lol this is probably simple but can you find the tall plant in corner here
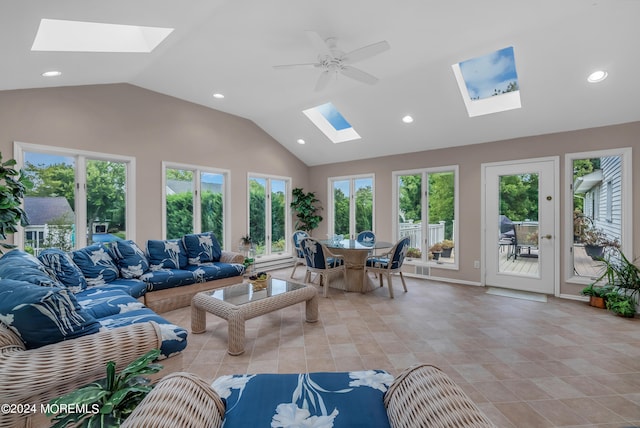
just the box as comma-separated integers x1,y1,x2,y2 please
290,188,323,235
0,151,31,253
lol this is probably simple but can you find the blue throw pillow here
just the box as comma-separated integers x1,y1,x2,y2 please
213,371,393,428
146,239,188,270
109,240,150,279
0,279,101,349
38,248,88,293
182,232,222,265
0,249,59,287
71,244,119,286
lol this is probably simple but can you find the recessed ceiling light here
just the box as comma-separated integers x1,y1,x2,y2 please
42,70,62,77
212,93,225,99
402,115,414,124
297,139,306,145
587,70,608,83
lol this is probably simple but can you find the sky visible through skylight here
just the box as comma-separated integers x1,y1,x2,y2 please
316,102,352,131
459,46,518,100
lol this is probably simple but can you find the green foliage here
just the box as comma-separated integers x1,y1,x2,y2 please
428,172,455,239
290,188,323,234
499,173,539,222
580,284,612,297
592,249,639,318
605,292,636,317
166,192,194,239
399,174,421,222
0,152,32,253
48,349,162,427
333,187,349,235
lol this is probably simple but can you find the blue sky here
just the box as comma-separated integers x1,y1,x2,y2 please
317,102,352,131
459,46,518,100
25,152,74,166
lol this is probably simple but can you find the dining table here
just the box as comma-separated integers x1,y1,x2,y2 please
320,238,393,293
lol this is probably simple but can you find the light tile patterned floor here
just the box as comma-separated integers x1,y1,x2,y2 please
161,268,640,428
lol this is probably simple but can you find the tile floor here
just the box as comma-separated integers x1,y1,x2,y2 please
161,268,640,428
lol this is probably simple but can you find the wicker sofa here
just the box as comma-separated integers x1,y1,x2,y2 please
123,365,497,428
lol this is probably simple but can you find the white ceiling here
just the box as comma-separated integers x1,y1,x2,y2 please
2,1,639,166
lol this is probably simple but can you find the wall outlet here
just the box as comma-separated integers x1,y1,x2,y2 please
473,260,480,269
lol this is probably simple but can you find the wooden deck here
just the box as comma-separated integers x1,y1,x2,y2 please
498,244,605,279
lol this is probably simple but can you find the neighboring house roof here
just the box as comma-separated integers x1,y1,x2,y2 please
23,196,74,225
573,170,603,194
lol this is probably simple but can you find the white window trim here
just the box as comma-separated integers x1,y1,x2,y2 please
162,161,231,248
327,173,376,239
14,141,136,249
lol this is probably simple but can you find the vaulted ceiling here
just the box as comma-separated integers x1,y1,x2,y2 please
2,1,639,166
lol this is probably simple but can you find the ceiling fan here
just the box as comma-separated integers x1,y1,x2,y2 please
273,31,390,91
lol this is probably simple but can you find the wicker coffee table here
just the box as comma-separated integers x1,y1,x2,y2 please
191,278,318,355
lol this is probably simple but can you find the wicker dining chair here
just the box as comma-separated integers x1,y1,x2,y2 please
364,236,410,298
300,237,347,297
290,230,309,278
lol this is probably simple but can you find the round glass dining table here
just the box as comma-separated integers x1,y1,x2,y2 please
319,239,393,292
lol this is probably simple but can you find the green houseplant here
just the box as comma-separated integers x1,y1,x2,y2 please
290,188,323,235
0,152,32,253
47,349,162,427
591,249,639,317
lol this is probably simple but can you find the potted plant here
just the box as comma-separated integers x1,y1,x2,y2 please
591,249,639,318
581,225,620,260
406,247,422,259
290,188,323,235
429,243,443,260
0,152,32,254
440,240,454,258
47,349,162,427
239,234,253,250
580,284,612,309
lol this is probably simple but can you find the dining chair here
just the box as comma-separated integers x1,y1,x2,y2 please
364,236,410,298
300,237,347,297
290,230,309,278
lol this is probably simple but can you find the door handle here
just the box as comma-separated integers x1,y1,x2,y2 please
541,234,553,240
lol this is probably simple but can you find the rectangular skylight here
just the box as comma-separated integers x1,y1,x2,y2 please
452,46,521,117
31,19,173,53
303,102,361,143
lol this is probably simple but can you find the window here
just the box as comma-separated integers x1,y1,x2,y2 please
248,174,290,257
566,148,632,283
163,163,229,246
393,167,458,268
15,142,135,255
328,175,374,238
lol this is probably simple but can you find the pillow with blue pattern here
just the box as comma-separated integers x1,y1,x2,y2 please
71,244,119,286
0,278,101,349
109,240,150,279
38,248,88,293
146,239,188,270
182,232,222,265
0,250,59,287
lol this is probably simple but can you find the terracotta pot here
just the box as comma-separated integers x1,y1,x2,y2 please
589,296,606,309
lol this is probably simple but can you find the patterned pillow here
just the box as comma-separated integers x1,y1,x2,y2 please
0,249,59,287
0,278,101,349
182,232,222,265
109,240,150,279
146,239,188,270
38,248,88,293
71,244,119,286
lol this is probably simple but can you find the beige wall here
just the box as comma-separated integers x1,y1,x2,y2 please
0,84,310,247
309,122,640,296
1,83,637,297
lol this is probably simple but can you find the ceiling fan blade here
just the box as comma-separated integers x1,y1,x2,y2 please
314,70,332,91
305,31,332,56
342,41,390,64
341,66,378,85
273,63,318,70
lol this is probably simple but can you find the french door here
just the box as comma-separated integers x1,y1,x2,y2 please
483,158,558,294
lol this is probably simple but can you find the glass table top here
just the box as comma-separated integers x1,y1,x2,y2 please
203,278,307,306
320,239,392,250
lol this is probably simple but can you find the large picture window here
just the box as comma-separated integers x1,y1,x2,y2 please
248,174,290,257
328,175,374,238
393,166,458,268
163,162,228,246
14,142,135,254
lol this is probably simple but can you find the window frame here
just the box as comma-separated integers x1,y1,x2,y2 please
327,174,375,239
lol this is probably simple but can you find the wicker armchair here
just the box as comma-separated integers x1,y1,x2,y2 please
125,365,495,428
0,321,166,428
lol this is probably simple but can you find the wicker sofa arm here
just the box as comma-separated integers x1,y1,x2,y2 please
220,251,244,264
384,364,496,428
122,371,225,428
0,321,163,404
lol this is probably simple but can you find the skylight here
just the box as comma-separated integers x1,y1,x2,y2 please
302,102,361,143
31,19,173,53
452,46,521,117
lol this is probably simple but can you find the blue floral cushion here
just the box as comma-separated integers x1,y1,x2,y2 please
0,279,101,349
140,269,196,292
182,263,244,283
38,248,88,293
76,288,146,319
213,370,393,428
182,232,222,264
109,240,150,279
71,244,120,286
146,239,188,270
91,278,147,298
97,308,188,359
0,250,59,288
